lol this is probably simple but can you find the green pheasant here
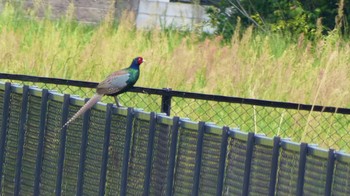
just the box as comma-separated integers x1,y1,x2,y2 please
60,56,144,129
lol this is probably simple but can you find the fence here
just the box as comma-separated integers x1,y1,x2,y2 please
0,82,350,195
1,73,350,152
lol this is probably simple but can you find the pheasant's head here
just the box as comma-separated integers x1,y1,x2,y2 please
129,57,144,69
136,57,144,65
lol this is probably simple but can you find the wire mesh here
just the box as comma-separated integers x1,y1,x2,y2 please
172,97,350,151
2,77,350,152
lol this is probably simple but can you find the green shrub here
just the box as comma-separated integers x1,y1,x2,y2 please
206,0,349,40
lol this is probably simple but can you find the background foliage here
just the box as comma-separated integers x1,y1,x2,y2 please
206,0,349,40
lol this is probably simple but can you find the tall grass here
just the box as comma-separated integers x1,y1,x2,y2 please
1,4,349,109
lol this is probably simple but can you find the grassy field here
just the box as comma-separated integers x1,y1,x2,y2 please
1,4,350,107
1,4,350,149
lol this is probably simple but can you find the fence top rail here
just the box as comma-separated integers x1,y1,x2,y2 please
280,140,335,159
0,81,130,116
308,145,331,159
228,129,250,141
335,151,350,163
156,113,174,125
254,134,275,147
281,139,303,152
1,73,350,114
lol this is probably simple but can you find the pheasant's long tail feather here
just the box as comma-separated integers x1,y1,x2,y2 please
60,93,103,130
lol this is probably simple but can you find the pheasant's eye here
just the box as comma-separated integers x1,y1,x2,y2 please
137,57,143,64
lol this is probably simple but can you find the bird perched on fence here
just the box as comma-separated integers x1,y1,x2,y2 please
59,56,144,130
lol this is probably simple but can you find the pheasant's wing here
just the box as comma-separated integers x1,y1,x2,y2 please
96,69,130,95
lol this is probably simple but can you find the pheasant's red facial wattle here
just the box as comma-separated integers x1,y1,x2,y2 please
137,57,144,65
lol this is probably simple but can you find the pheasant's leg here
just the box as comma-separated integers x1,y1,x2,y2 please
114,96,123,107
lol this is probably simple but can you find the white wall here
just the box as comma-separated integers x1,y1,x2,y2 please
136,0,214,33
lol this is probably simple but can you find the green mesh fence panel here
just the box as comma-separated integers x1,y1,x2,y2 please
173,126,198,195
120,93,162,113
223,138,247,195
105,113,127,195
126,118,150,194
40,99,62,194
20,94,42,195
199,131,222,196
150,123,172,195
61,104,84,194
2,92,23,195
303,154,328,195
332,160,350,194
248,144,274,195
275,148,299,195
83,109,106,195
40,100,62,195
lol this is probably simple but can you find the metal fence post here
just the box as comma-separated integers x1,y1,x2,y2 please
33,89,49,195
76,98,92,195
242,132,255,196
166,116,180,196
143,112,157,196
120,108,134,195
325,149,335,196
161,88,172,116
192,121,205,196
99,104,113,196
296,143,308,196
216,126,229,196
56,94,70,196
268,136,281,196
14,85,29,196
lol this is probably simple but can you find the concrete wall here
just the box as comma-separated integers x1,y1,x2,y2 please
1,0,213,31
136,0,213,32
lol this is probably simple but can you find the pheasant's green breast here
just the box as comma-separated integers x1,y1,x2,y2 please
126,68,140,86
